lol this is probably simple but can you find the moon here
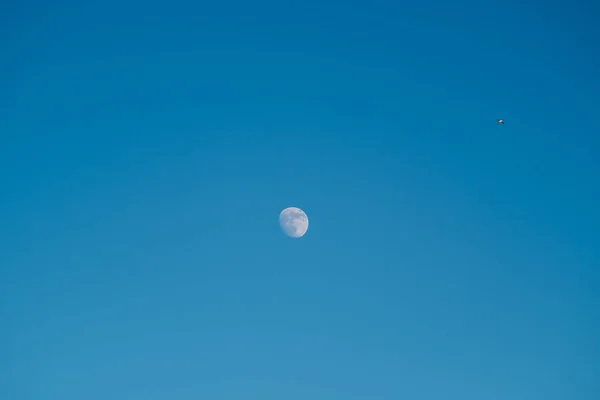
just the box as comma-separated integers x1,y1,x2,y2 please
279,207,309,238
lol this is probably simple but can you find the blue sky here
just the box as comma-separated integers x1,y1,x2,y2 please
1,0,599,399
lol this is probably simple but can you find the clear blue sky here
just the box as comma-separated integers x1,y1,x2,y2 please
1,0,599,399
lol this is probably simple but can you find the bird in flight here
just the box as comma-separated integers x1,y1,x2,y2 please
497,119,504,124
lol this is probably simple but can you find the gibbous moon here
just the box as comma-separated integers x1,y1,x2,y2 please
279,207,309,238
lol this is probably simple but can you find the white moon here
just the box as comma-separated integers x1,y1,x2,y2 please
279,207,309,238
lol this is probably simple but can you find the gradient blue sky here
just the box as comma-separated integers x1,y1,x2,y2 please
1,1,599,399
